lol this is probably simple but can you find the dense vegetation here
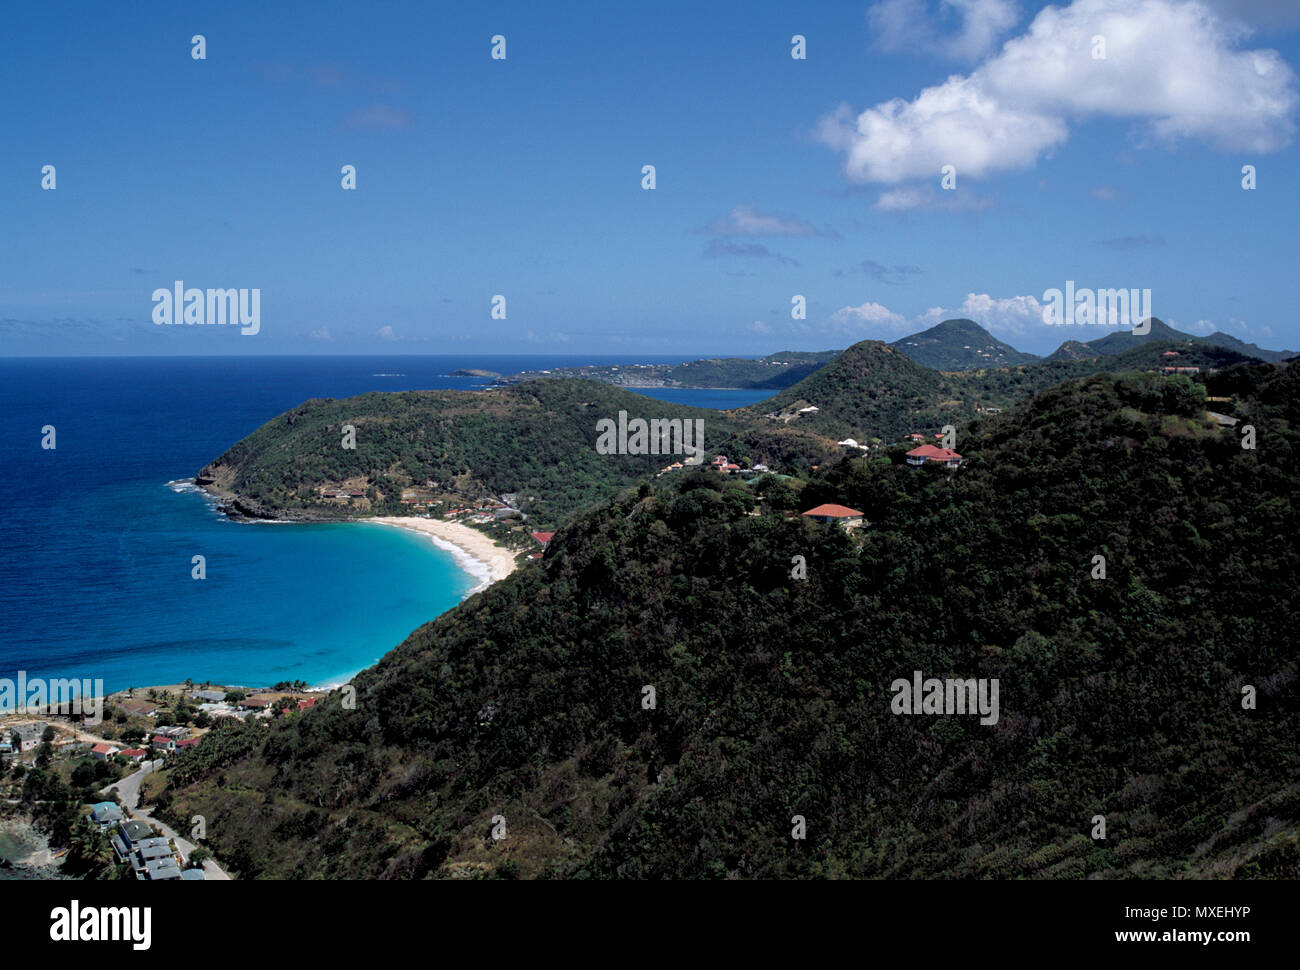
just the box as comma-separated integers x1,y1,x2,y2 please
755,338,1260,443
891,318,1042,370
159,361,1300,879
196,378,840,526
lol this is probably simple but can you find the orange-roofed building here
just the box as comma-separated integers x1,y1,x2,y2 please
801,504,865,528
906,444,963,468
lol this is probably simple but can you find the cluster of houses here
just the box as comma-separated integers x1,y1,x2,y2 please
185,688,318,723
84,725,202,765
658,455,774,478
446,499,524,524
89,809,204,881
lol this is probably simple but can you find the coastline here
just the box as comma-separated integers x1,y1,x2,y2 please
364,516,518,597
181,482,519,687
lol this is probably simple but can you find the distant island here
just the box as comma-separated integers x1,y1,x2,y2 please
492,350,840,390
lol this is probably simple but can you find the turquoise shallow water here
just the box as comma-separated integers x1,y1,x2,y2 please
0,356,769,693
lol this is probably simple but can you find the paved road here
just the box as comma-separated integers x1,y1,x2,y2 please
101,762,232,881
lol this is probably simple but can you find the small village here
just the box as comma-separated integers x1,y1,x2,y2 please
1,682,325,880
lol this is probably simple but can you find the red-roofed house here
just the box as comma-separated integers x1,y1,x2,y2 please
801,504,865,529
906,444,963,468
905,433,925,441
177,736,201,749
90,743,118,761
530,531,554,546
297,697,318,711
119,748,147,763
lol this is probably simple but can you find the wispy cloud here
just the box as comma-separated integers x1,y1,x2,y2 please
341,104,413,129
705,204,838,238
874,184,995,212
838,259,925,284
704,239,798,266
1098,234,1165,249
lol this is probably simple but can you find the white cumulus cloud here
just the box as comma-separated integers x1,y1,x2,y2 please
821,0,1298,206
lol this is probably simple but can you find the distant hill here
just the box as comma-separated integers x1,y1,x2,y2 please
1044,339,1100,362
892,318,1041,371
156,359,1300,879
1043,318,1194,358
1203,331,1297,363
1043,318,1293,363
749,341,958,442
748,338,1261,443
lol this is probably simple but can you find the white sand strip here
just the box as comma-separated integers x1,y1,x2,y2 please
366,516,518,597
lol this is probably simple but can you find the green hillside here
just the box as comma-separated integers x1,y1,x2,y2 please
156,361,1300,880
747,338,1259,443
195,378,838,527
891,318,1041,370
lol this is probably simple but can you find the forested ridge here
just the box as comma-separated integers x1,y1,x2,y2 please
158,361,1300,879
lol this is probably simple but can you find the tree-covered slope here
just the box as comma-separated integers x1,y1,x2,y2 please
751,338,1260,443
158,362,1300,880
195,378,838,525
892,318,1041,370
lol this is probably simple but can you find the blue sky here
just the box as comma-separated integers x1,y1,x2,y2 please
3,0,1298,357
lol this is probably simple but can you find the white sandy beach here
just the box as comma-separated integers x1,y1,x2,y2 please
367,516,518,596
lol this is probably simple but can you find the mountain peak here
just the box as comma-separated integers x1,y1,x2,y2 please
891,319,1040,371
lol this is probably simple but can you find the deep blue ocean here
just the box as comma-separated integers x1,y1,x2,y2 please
0,356,771,693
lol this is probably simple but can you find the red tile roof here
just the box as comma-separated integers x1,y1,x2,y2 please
801,503,864,519
530,531,554,545
297,698,318,710
907,445,962,460
119,748,146,757
91,743,115,754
